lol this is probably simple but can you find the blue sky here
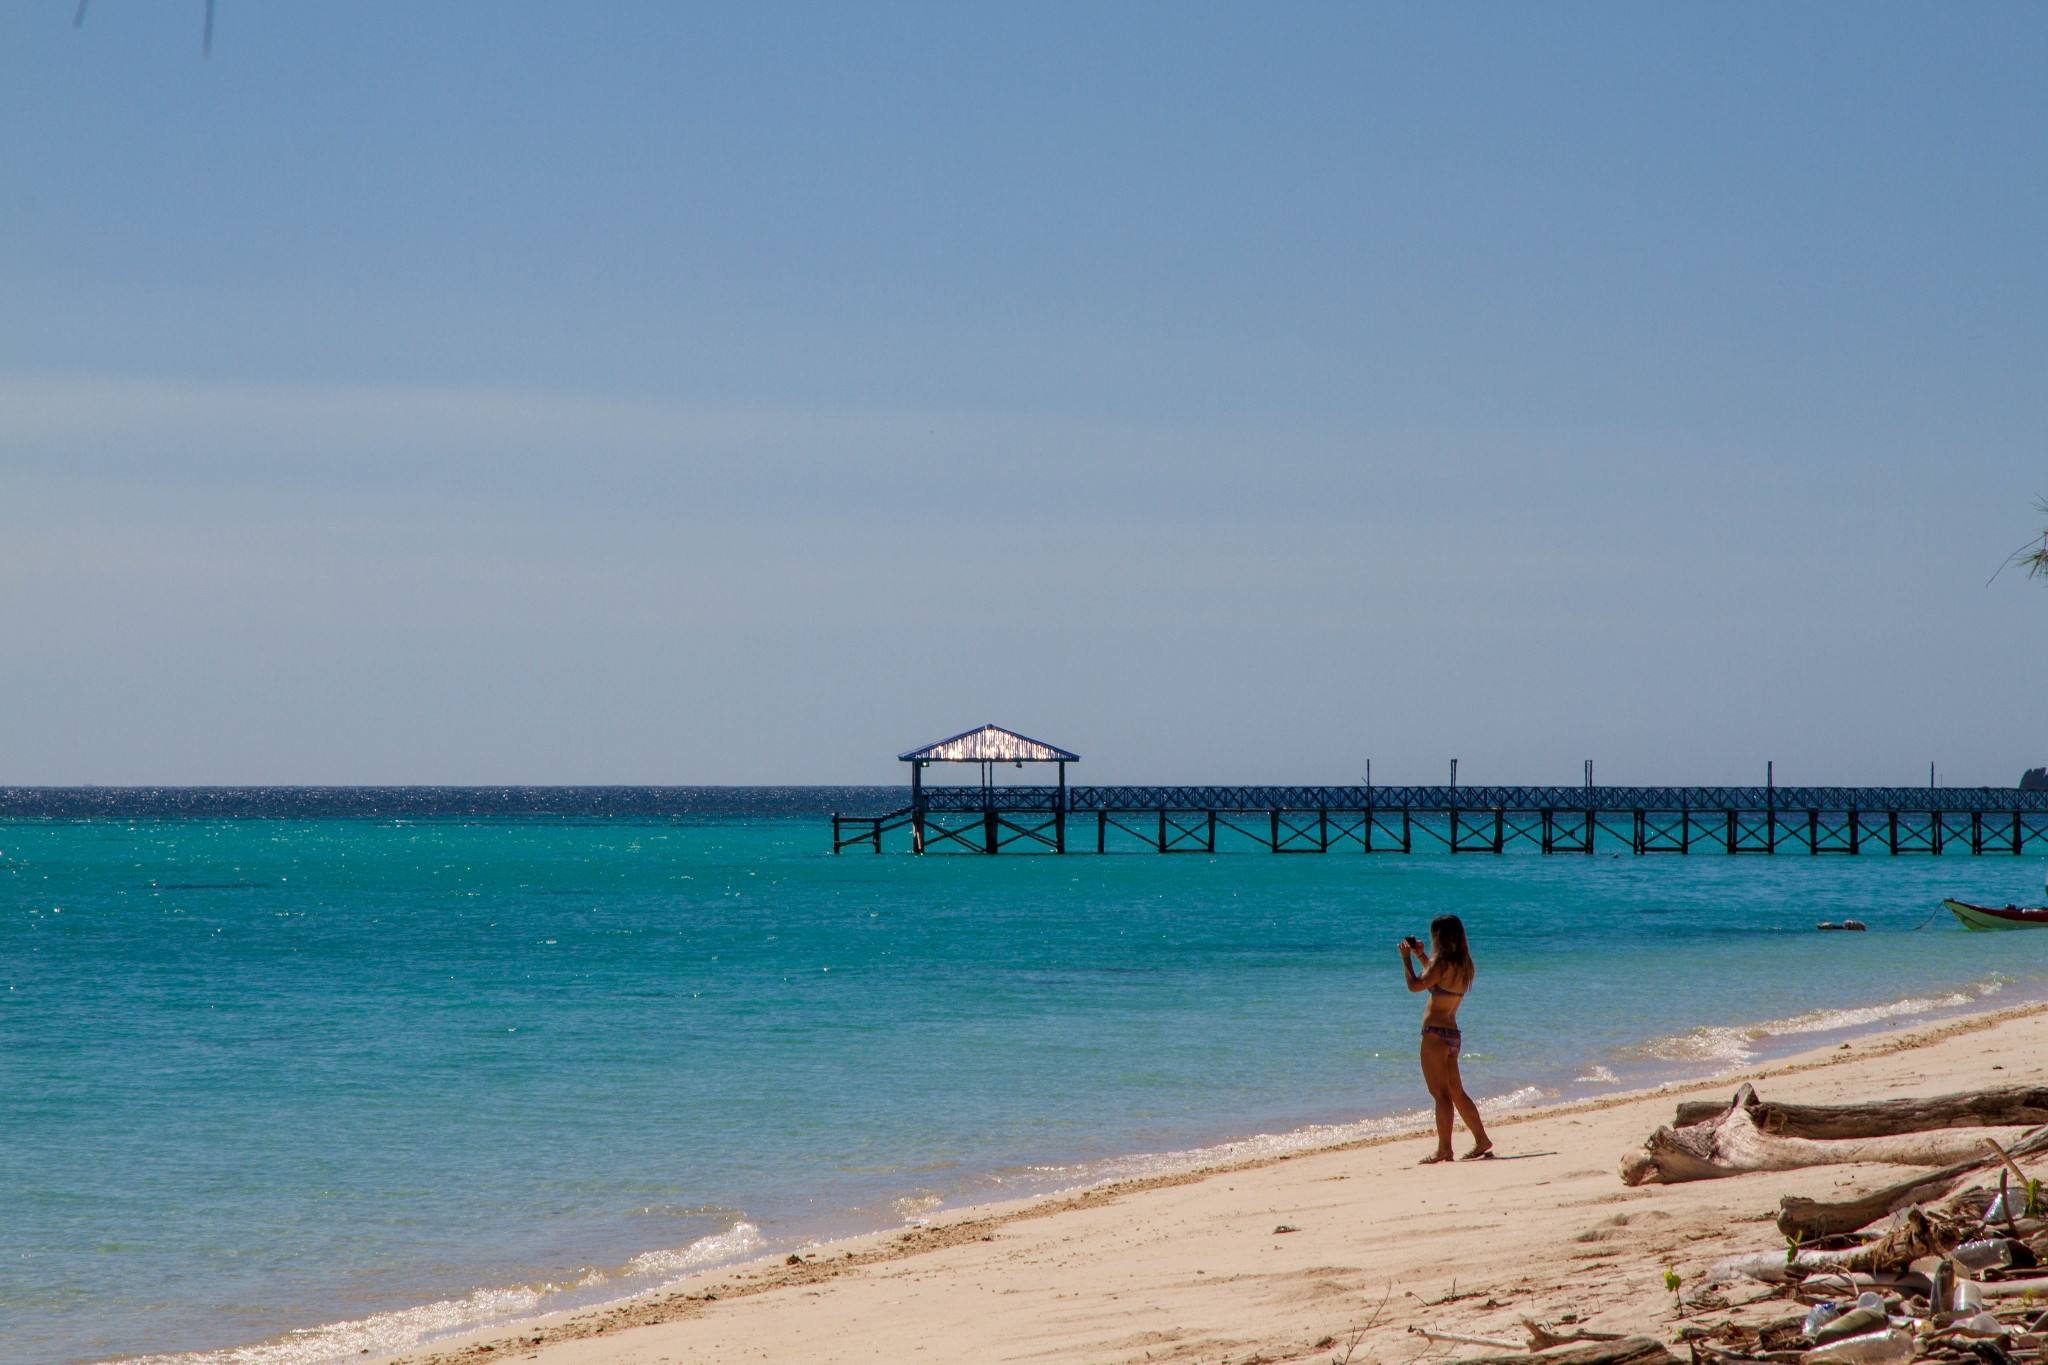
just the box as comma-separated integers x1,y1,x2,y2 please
2,2,2044,784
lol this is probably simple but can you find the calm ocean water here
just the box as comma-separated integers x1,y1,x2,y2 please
4,796,2045,1365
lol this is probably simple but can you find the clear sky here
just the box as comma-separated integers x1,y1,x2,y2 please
2,2,2044,786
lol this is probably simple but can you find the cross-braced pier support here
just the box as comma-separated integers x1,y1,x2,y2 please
834,778,2048,856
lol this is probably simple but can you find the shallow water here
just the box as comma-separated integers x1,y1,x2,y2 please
2,810,2042,1365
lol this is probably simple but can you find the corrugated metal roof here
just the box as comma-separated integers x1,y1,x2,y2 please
899,725,1079,763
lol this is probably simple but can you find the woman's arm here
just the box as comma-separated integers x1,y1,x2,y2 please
1399,942,1442,993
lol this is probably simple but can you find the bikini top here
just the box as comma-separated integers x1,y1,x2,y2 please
1428,982,1466,998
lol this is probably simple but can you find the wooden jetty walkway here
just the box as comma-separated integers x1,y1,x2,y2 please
831,726,2048,856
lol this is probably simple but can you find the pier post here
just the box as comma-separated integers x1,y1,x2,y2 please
1402,807,1412,853
1492,808,1503,853
2014,811,2024,854
1056,762,1067,854
1319,808,1330,853
984,810,998,854
910,761,926,856
1971,812,1984,855
1269,809,1280,853
1097,810,1107,854
1206,811,1216,853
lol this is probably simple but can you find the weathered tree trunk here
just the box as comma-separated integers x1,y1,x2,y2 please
1458,1338,1677,1365
1673,1085,2048,1138
1619,1097,2037,1186
1775,1164,1978,1240
1773,1126,2048,1240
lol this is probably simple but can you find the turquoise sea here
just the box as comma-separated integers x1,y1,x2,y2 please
4,799,2045,1365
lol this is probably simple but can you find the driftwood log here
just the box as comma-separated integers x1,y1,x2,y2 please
1456,1338,1678,1365
1775,1126,2048,1240
1619,1094,2038,1186
1673,1085,2048,1138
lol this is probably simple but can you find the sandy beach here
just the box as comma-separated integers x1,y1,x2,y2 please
367,999,2048,1365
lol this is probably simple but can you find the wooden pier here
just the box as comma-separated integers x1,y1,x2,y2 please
831,727,2048,856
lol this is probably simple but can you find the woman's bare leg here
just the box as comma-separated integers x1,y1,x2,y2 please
1444,1053,1492,1157
1419,1037,1456,1162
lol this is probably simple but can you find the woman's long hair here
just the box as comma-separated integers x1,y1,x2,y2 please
1430,914,1474,991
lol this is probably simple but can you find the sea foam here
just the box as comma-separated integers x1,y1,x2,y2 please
128,1223,764,1365
1620,976,2009,1064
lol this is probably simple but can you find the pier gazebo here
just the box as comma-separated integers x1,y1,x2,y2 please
899,724,1079,853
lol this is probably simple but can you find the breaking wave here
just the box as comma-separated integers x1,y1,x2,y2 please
1618,977,2011,1065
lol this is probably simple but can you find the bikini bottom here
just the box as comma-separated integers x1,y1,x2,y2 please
1421,1024,1462,1057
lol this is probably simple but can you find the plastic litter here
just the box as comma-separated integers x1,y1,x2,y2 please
1954,1239,2013,1271
1811,1307,1887,1346
1802,1327,1915,1365
1950,1311,2008,1338
1802,1303,1844,1337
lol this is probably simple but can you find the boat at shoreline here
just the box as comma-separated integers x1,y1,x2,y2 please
1943,899,2048,930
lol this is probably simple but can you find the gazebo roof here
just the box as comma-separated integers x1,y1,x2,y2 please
899,724,1079,764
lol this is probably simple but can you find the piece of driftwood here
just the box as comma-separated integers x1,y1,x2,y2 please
1778,1165,1982,1240
1620,1099,2037,1186
1775,1128,2048,1239
1673,1085,2048,1138
1412,1327,1523,1350
1453,1338,1679,1365
1524,1319,1627,1349
1828,1205,1964,1273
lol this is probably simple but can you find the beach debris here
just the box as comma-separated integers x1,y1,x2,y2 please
1623,1114,2028,1187
1802,1326,1917,1365
1776,1132,2048,1242
1411,1325,1525,1350
1523,1318,1627,1349
1622,1087,2046,1187
1672,1087,2048,1138
1811,1307,1890,1346
1450,1337,1680,1365
1780,1168,1987,1243
1678,1111,2048,1365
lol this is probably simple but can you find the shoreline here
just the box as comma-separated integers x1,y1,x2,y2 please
325,992,2048,1365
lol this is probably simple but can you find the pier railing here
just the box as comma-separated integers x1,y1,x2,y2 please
832,784,2048,855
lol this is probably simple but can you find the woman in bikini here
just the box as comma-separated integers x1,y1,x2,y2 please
1399,914,1493,1163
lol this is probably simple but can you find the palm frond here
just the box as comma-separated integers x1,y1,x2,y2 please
1989,497,2048,587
